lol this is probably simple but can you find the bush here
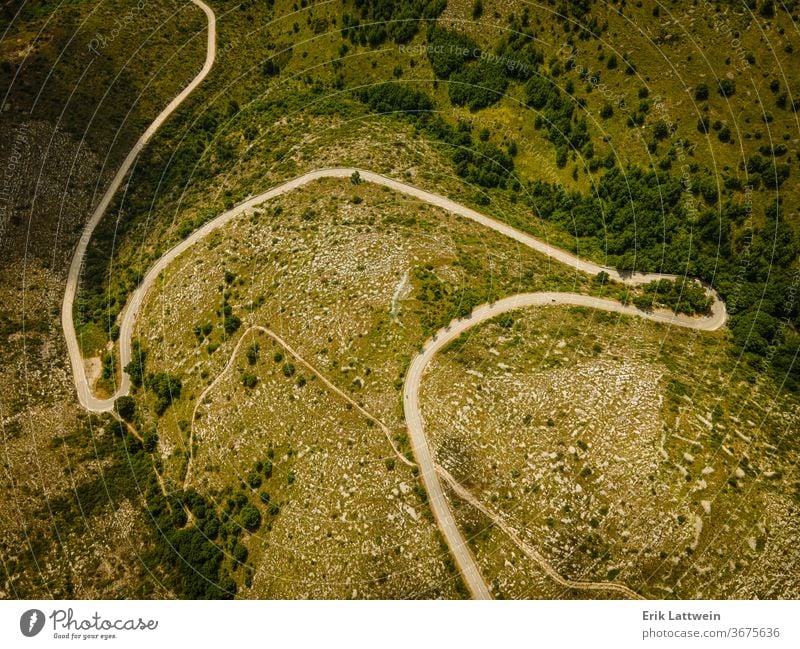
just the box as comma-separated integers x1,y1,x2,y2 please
143,429,159,453
653,120,669,140
448,59,508,110
241,372,257,389
718,78,736,97
472,0,483,17
282,362,295,377
115,395,136,421
145,372,182,416
694,83,708,101
232,543,248,564
426,25,478,78
357,83,433,114
124,342,147,388
240,504,261,532
246,343,259,365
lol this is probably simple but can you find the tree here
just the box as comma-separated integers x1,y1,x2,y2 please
594,271,610,285
240,504,261,532
282,362,295,377
143,429,159,453
232,543,248,564
694,83,709,101
115,396,136,421
246,343,259,365
718,78,736,97
350,170,361,185
261,59,280,76
653,120,669,140
242,372,257,389
633,294,654,311
145,372,182,415
124,342,146,388
472,0,483,19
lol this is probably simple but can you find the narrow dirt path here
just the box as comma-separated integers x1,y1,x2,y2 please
184,325,413,489
437,466,644,599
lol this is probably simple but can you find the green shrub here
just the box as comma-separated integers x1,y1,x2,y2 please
240,504,261,532
115,396,136,421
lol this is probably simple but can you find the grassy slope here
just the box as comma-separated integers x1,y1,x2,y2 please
425,305,799,598
0,0,210,598
69,0,800,388
2,0,800,598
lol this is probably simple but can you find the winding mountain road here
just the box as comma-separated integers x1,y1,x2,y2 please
61,0,216,412
61,0,727,600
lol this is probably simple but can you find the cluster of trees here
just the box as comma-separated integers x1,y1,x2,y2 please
493,19,542,81
427,25,541,111
412,265,490,335
124,340,147,388
45,415,239,598
424,116,514,188
426,25,479,78
159,489,233,599
341,0,446,47
357,83,432,114
525,167,799,388
145,372,183,416
636,279,713,316
221,296,241,337
525,74,590,167
122,341,183,415
744,153,791,190
449,59,508,111
356,84,514,188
